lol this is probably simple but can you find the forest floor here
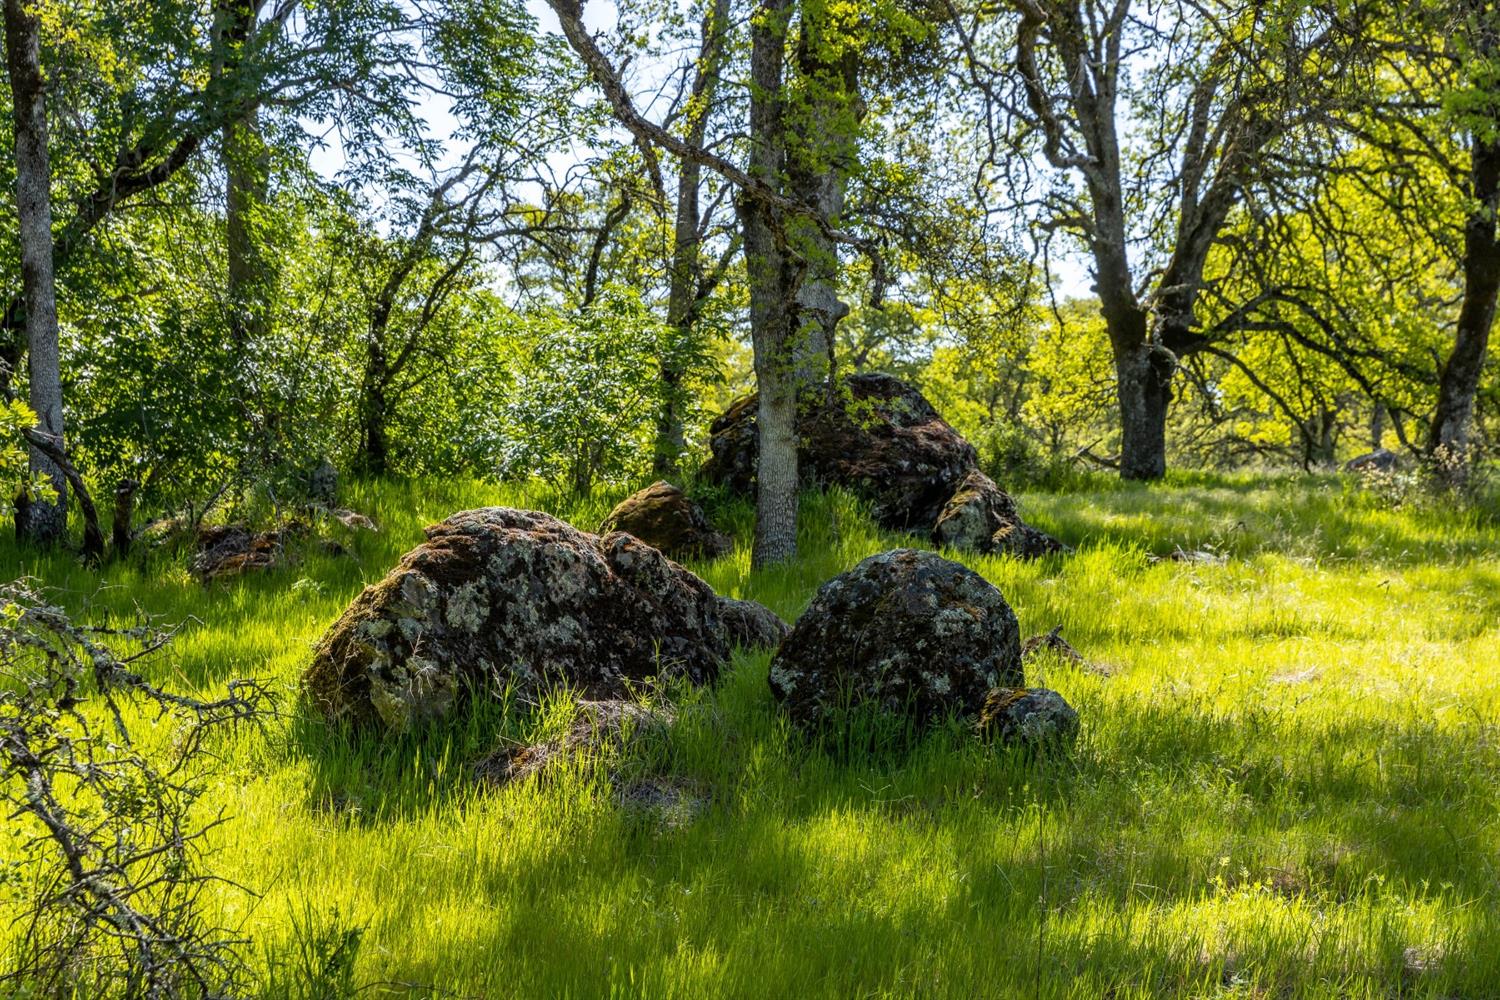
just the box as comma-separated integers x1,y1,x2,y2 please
2,473,1498,998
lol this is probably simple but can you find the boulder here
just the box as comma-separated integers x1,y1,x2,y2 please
598,481,731,560
931,470,1069,559
193,524,288,580
1344,448,1399,474
976,687,1079,749
718,597,790,651
768,548,1023,732
304,508,737,732
702,373,979,531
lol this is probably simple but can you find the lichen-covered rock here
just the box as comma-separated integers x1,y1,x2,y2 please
702,373,979,531
193,524,289,580
768,549,1023,731
977,687,1079,749
598,481,731,560
304,508,735,732
932,471,1069,559
717,597,789,651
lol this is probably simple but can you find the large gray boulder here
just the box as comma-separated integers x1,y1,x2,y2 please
304,508,741,732
768,549,1023,732
931,470,1069,559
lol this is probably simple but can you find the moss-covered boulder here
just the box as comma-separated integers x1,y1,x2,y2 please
598,481,731,560
304,508,739,732
768,549,1023,732
702,373,979,531
932,471,1069,559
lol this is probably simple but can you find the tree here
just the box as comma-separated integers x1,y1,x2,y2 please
548,0,917,564
952,0,1363,479
654,0,733,475
3,0,66,543
1424,1,1500,472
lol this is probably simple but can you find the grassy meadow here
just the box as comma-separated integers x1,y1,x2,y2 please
2,473,1499,998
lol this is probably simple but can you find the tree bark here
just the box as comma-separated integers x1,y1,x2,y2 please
1430,132,1500,472
4,0,67,544
744,0,799,567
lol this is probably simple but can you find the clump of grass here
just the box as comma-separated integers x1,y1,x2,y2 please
0,475,1496,998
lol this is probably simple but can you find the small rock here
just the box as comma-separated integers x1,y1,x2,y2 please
1344,449,1398,474
769,549,1023,732
1023,626,1115,677
192,525,285,580
474,699,675,786
1149,546,1226,565
932,470,1069,559
599,481,730,560
977,687,1079,749
333,508,378,532
717,597,789,651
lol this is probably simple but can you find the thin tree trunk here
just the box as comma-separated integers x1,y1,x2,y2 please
1430,132,1500,473
357,336,390,477
654,0,729,476
215,2,273,362
745,0,798,567
784,9,857,390
5,0,66,544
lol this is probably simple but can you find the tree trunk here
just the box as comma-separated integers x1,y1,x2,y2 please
653,152,705,476
744,0,799,567
1114,342,1172,481
357,337,390,477
784,10,858,391
654,0,729,476
1430,132,1500,473
215,2,273,366
5,0,66,544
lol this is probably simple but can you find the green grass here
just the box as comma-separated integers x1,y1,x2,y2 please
3,475,1499,998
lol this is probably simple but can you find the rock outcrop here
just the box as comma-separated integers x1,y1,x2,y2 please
703,373,978,531
598,481,731,560
304,508,738,732
768,549,1023,732
932,471,1069,559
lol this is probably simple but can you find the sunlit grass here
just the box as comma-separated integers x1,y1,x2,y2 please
2,476,1497,997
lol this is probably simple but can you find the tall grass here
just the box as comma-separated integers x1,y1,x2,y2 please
2,476,1497,998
